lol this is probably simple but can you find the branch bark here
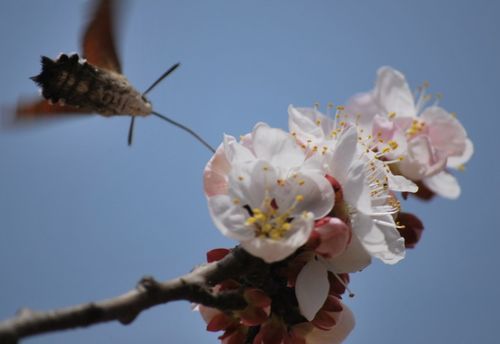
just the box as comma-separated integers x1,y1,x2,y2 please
0,247,260,344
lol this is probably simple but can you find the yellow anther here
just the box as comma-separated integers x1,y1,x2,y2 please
281,223,291,231
336,105,345,111
245,217,257,225
277,179,286,186
232,198,241,205
339,121,346,127
238,176,244,181
458,164,466,171
327,102,334,109
315,119,321,126
388,140,399,150
264,222,274,231
263,165,269,171
295,194,304,202
255,213,267,222
388,111,396,119
298,180,305,186
269,231,281,240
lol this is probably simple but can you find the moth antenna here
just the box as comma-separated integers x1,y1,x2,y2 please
127,116,135,146
142,63,180,96
130,62,180,146
152,111,215,153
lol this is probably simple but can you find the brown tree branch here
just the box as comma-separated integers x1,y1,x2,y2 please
0,247,261,344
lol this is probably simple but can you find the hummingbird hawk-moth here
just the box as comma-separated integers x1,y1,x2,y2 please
13,0,213,150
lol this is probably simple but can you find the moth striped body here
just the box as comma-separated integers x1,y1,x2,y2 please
32,53,151,117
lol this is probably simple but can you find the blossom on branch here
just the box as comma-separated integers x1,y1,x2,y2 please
346,66,474,199
288,106,409,272
195,66,473,344
204,123,334,263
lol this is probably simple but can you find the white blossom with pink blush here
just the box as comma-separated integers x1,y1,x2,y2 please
204,123,334,263
291,125,405,322
289,108,407,271
289,105,417,194
346,66,474,199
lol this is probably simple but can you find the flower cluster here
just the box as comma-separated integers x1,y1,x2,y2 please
199,67,472,343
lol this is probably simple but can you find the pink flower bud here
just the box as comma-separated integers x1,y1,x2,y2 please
313,217,351,258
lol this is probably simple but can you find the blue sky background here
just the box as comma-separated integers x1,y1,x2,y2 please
0,0,498,343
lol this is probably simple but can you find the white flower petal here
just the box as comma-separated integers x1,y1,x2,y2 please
345,92,381,133
353,213,405,264
343,160,372,214
203,143,230,197
420,106,467,157
228,160,277,208
398,135,447,180
327,127,372,213
374,66,416,117
329,126,358,182
295,259,329,321
281,213,316,247
274,172,334,219
371,157,417,193
447,138,474,169
241,213,313,263
207,195,253,241
423,171,461,199
387,171,418,193
324,234,372,273
251,125,305,171
288,105,332,142
241,239,296,263
223,134,255,164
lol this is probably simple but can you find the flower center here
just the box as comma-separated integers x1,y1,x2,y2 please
244,195,304,240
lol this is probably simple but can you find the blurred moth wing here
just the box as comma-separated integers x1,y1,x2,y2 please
82,0,122,73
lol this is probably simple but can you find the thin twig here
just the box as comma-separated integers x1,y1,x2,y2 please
0,247,258,344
